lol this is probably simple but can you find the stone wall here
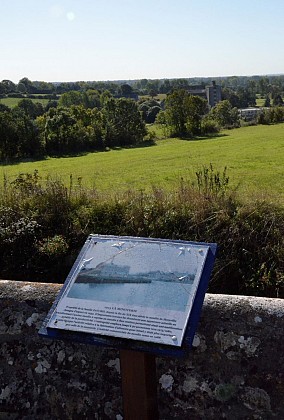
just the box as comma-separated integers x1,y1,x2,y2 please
0,280,283,419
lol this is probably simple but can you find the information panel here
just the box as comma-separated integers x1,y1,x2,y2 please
45,235,216,348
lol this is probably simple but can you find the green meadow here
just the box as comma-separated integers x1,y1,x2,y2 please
1,123,284,203
255,97,266,107
0,97,52,108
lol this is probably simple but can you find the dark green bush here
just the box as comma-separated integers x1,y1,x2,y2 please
0,206,40,280
0,170,283,297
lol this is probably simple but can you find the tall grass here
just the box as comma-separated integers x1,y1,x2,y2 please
0,168,283,298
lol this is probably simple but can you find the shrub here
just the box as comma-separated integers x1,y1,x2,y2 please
37,234,69,257
0,170,283,297
7,93,24,98
201,118,220,135
0,206,40,280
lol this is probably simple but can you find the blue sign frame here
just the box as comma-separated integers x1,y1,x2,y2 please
39,235,217,357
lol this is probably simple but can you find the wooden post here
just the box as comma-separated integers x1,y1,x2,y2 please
120,349,159,420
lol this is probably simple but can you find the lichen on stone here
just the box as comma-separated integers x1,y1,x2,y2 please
241,387,271,411
214,383,236,402
159,374,174,392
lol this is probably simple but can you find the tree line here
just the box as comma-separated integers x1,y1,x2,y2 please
156,90,284,138
0,94,147,160
1,86,284,161
1,75,284,98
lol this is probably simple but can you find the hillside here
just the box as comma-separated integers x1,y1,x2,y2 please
1,123,284,203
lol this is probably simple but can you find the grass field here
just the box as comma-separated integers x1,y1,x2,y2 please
139,94,167,101
0,97,54,108
1,123,284,202
255,97,266,107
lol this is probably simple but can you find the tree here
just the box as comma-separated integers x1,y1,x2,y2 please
45,100,58,112
16,82,27,93
272,94,283,107
149,89,158,99
172,79,189,89
119,84,133,96
222,86,256,108
222,87,240,108
271,106,284,123
258,77,270,96
83,89,101,109
146,105,161,123
185,95,208,135
0,108,41,160
140,79,148,89
37,105,104,155
12,108,43,157
103,98,147,147
138,100,161,123
0,110,20,159
32,80,54,94
164,90,208,137
0,104,10,112
16,99,44,119
159,79,172,94
58,91,84,107
164,89,189,136
200,117,220,135
155,110,170,137
209,100,240,128
247,80,257,96
40,107,81,154
100,90,113,107
0,79,16,93
264,96,271,107
146,80,160,95
19,77,34,94
257,109,271,125
236,87,256,107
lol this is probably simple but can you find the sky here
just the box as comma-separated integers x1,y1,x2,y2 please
1,0,284,83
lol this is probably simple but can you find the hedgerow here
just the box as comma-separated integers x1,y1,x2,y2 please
0,169,283,298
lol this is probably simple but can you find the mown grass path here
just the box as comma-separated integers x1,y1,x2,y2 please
1,123,284,202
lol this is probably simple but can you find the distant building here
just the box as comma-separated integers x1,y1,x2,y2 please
187,81,222,107
76,262,195,284
187,85,207,99
239,107,264,121
206,81,222,107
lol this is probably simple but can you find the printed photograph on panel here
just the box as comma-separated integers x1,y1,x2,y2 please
66,238,208,312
